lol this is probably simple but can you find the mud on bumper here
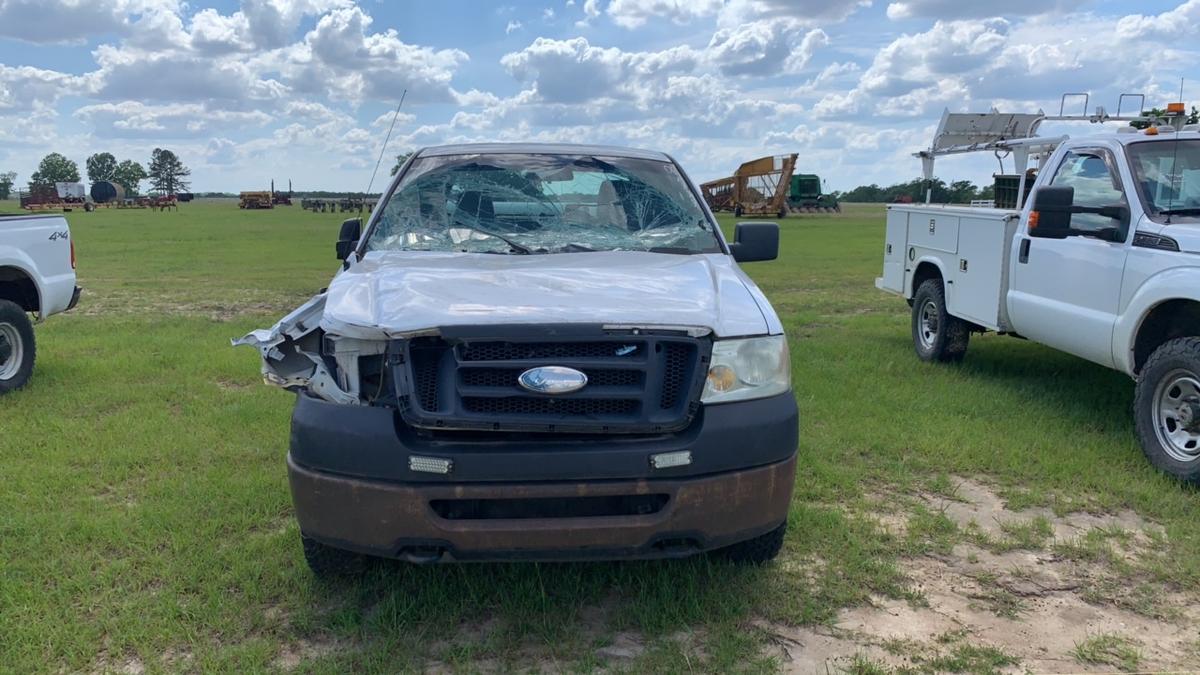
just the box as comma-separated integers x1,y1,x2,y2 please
290,452,797,562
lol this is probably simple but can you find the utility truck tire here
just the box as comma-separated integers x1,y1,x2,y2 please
301,535,367,578
1134,337,1200,484
911,279,968,363
715,522,786,565
0,300,35,395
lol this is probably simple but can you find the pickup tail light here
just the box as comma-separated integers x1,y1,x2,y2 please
70,238,76,269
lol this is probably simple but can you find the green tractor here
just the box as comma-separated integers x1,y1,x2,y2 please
787,174,840,213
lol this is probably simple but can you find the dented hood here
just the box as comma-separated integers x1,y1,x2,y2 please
321,250,774,339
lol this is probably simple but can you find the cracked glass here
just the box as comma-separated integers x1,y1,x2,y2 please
366,153,721,254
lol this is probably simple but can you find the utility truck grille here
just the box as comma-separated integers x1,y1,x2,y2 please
395,328,710,434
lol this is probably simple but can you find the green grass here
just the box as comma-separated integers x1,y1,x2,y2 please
1073,633,1143,671
2,200,1199,672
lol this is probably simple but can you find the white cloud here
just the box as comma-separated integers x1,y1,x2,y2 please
501,37,699,104
605,0,867,29
74,101,272,137
506,19,523,33
707,20,828,76
886,0,1083,20
0,0,181,44
606,0,722,28
276,6,468,103
1116,0,1200,38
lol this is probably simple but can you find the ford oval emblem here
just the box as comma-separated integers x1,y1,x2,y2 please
518,366,588,395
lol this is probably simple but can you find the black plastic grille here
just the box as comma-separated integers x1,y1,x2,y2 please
459,341,640,362
460,367,643,389
410,348,441,411
660,343,690,409
399,332,708,434
463,396,638,416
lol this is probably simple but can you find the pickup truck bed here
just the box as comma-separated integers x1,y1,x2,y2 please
876,204,1021,332
0,213,79,393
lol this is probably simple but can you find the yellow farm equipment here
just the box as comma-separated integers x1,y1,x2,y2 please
700,154,797,218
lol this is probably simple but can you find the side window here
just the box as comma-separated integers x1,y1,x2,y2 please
1050,150,1127,235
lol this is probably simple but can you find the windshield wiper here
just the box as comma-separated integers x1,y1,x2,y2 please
1158,207,1200,216
453,224,532,254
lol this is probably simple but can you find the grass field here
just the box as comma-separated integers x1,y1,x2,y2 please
2,200,1199,672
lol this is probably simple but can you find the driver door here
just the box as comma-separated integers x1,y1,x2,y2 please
1007,148,1132,368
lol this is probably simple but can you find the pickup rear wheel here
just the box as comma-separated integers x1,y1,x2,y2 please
0,300,35,394
911,279,968,363
1135,337,1200,483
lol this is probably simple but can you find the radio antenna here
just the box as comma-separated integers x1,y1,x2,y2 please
366,89,407,197
1165,78,1184,224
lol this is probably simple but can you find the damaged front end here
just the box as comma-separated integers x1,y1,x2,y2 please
232,293,390,407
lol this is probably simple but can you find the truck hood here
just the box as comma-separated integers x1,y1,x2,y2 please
321,250,773,339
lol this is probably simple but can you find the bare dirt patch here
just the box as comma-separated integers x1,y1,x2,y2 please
765,477,1199,673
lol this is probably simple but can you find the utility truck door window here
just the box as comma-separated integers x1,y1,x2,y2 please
1128,140,1200,219
1050,151,1127,236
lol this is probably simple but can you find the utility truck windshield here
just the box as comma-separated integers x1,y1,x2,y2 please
367,153,720,254
1128,139,1200,218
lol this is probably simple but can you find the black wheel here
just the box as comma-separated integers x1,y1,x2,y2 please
777,208,787,219
714,522,786,565
301,535,366,578
0,300,35,395
1134,337,1200,483
734,204,743,217
911,279,968,363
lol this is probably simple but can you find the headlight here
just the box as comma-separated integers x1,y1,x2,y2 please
701,335,790,404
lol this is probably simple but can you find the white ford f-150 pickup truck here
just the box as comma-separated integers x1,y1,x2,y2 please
0,213,80,394
877,103,1200,482
238,143,798,575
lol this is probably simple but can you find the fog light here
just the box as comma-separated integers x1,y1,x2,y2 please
650,451,692,469
409,455,453,475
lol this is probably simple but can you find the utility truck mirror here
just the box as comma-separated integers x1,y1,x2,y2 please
1029,186,1074,239
336,217,362,260
729,222,779,262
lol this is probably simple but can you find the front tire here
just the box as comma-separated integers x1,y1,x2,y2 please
301,535,367,578
1134,337,1200,483
0,300,36,395
911,279,968,363
714,522,786,565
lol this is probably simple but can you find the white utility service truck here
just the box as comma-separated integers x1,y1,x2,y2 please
0,213,80,394
876,97,1200,482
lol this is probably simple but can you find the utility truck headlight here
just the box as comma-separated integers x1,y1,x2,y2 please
701,335,790,404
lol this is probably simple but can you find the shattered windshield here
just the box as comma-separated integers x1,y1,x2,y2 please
1128,140,1200,219
365,153,720,254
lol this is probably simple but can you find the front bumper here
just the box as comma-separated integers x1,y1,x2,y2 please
290,391,799,483
290,451,797,561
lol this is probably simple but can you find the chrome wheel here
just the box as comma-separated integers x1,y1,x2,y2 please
1153,369,1200,463
918,299,939,351
0,322,22,381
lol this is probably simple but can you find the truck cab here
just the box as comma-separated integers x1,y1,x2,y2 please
877,101,1200,482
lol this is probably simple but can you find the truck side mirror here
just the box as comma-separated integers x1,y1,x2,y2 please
729,222,779,262
1029,186,1073,239
336,217,362,260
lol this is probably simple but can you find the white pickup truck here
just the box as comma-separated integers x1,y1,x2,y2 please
0,213,80,393
877,107,1200,482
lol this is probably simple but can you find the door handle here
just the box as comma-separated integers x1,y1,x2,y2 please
1018,238,1031,264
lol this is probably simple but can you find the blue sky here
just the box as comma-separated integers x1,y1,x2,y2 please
0,0,1196,193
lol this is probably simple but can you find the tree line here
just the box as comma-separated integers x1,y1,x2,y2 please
833,178,995,204
0,149,191,200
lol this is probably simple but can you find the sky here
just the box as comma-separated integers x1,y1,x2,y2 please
0,0,1197,194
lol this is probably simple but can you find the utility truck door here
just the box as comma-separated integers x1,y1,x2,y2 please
1007,148,1131,368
